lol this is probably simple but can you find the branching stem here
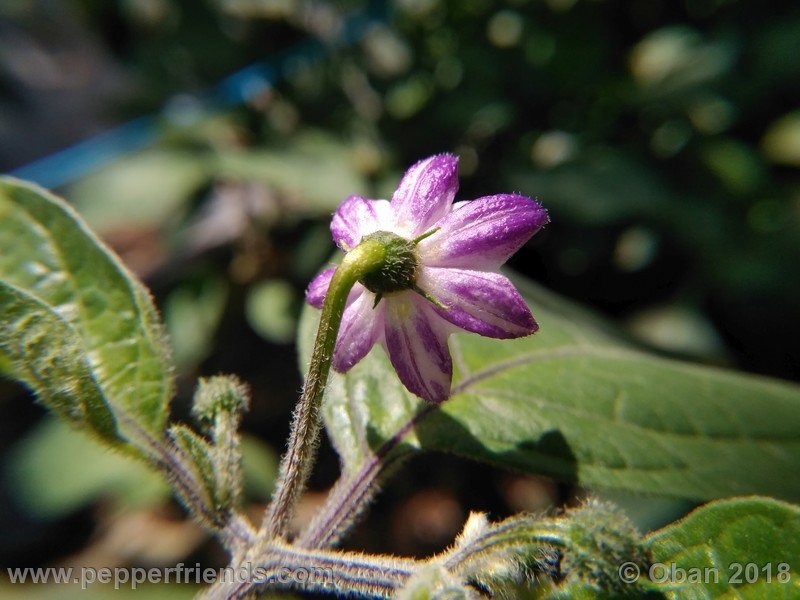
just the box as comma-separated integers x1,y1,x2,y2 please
299,403,436,549
260,239,389,540
200,540,419,599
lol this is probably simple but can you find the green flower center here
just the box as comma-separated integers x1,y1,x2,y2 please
357,231,419,294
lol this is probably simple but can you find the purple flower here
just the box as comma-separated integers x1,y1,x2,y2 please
307,154,548,403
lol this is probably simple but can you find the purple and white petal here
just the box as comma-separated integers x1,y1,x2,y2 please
332,291,384,373
417,194,548,269
331,195,393,250
306,267,336,309
391,154,459,236
417,267,538,339
383,293,452,403
306,268,365,310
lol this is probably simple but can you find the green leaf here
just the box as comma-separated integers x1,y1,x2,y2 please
246,279,298,345
164,276,228,371
646,497,800,598
169,424,220,515
240,434,279,502
8,417,168,519
300,275,800,501
66,149,205,232
212,131,369,214
0,282,118,442
0,177,174,442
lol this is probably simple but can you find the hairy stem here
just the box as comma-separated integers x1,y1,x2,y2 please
443,518,566,575
200,541,420,600
299,404,436,549
115,410,255,547
261,239,388,540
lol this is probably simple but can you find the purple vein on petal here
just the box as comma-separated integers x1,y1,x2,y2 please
417,194,548,269
332,290,384,372
417,266,537,339
391,154,459,236
306,267,364,309
331,195,393,250
384,294,452,403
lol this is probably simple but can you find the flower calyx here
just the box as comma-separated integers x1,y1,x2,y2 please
356,230,420,295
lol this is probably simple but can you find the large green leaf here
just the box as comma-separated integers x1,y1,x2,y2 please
646,497,800,598
300,275,800,501
0,177,174,441
0,282,118,442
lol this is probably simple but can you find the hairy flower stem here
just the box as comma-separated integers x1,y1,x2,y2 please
261,239,389,540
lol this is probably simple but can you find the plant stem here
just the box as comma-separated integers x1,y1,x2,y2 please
260,239,388,540
200,540,419,600
115,410,256,547
298,403,436,549
443,521,566,575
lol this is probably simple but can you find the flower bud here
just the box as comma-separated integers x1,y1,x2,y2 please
192,375,250,426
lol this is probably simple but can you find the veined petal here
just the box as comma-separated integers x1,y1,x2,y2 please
306,267,336,309
306,267,365,311
331,196,393,250
391,154,459,236
332,290,384,372
417,194,548,269
383,292,452,403
417,267,537,339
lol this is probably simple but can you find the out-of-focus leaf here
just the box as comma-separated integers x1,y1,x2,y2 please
164,277,228,370
506,150,679,226
506,150,728,253
212,131,369,213
291,223,338,280
629,26,734,95
385,75,434,119
240,434,278,502
246,279,297,344
300,274,800,501
66,149,206,232
761,111,800,167
7,417,168,519
0,178,174,443
701,139,766,196
646,497,799,598
67,132,368,233
625,304,726,360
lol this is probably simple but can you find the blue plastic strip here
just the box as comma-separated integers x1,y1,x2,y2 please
7,2,385,188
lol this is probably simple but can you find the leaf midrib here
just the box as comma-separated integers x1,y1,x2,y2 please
9,187,168,423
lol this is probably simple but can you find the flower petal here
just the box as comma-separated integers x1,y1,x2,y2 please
331,195,393,250
306,267,336,309
332,290,384,372
417,267,538,338
383,292,452,403
391,154,459,236
417,194,548,269
306,267,366,313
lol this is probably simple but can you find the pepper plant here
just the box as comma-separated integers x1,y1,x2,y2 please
0,156,798,599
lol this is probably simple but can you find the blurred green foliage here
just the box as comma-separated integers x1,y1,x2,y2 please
7,417,277,520
30,0,796,380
